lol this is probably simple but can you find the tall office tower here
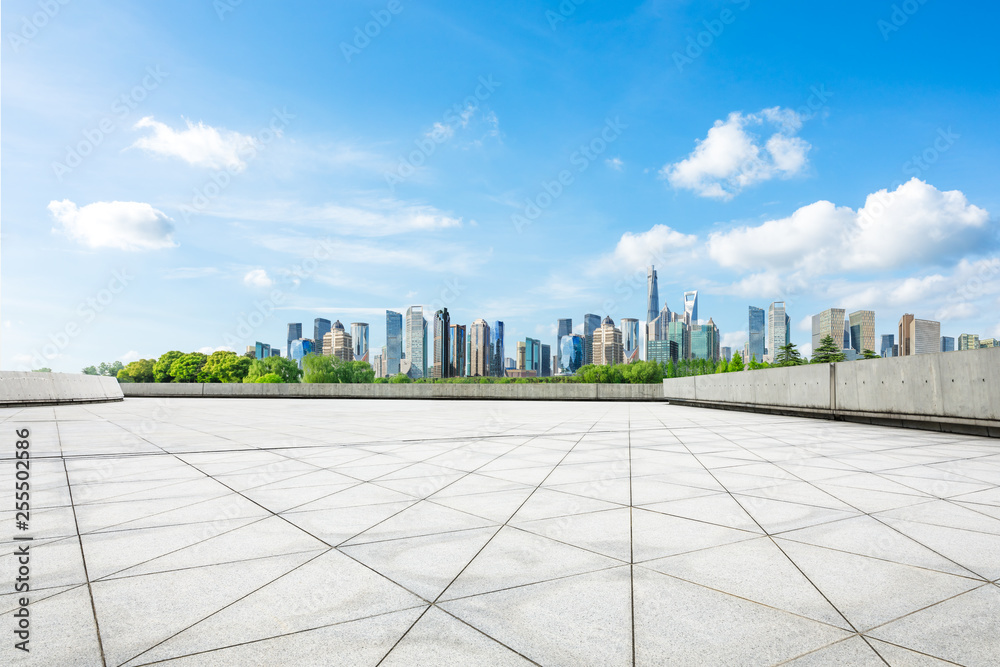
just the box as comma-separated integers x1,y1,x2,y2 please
254,342,271,359
941,336,955,352
843,320,850,350
289,339,313,368
541,344,551,377
559,334,586,374
432,308,451,378
748,306,765,363
913,319,941,354
849,310,876,354
524,337,541,374
958,333,980,351
489,321,505,377
645,303,672,361
882,334,896,357
385,311,403,376
448,324,466,377
646,266,659,324
404,306,426,378
812,308,847,351
373,353,383,378
505,357,515,371
690,318,720,361
720,346,732,363
647,339,678,364
583,314,601,365
592,316,624,366
324,321,353,361
557,318,573,345
350,322,369,362
469,319,490,377
621,318,639,362
898,314,914,356
314,319,331,349
767,302,790,361
668,320,690,360
683,290,699,325
286,323,302,358
515,341,526,370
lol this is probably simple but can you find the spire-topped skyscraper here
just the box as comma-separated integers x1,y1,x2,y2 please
646,266,659,325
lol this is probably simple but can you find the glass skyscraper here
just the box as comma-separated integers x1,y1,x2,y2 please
351,322,369,362
540,343,551,377
583,314,601,366
385,310,403,376
941,336,955,352
525,337,541,374
559,334,585,374
767,302,790,361
314,319,331,350
881,334,896,357
667,321,689,361
489,320,504,377
406,306,426,378
254,342,271,359
621,318,639,363
684,290,699,324
450,324,466,377
286,323,302,359
289,338,313,368
647,266,659,324
748,306,765,363
469,319,490,377
433,309,451,378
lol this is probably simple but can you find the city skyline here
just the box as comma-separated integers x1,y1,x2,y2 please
4,2,999,373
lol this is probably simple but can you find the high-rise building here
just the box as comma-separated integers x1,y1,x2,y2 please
621,318,639,363
913,319,941,354
524,337,541,374
720,346,732,362
373,353,383,378
941,336,955,352
505,357,515,371
541,343,551,377
748,306,765,363
489,321,505,377
286,323,302,358
882,334,896,357
433,308,451,378
313,319,331,350
559,334,586,374
646,340,678,364
557,318,573,346
849,310,876,355
958,333,980,351
980,338,998,348
385,311,403,376
254,342,270,359
449,324,466,377
767,302,790,362
324,321,353,361
592,316,624,366
691,318,720,361
898,314,914,357
813,308,847,351
405,307,426,379
350,322,369,362
289,338,313,368
667,320,689,361
646,266,659,325
515,341,526,370
469,319,490,377
645,302,672,361
583,314,601,365
683,290,699,325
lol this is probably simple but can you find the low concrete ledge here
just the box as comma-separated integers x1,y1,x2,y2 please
0,371,124,407
121,382,664,401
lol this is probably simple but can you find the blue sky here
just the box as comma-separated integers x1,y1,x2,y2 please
3,0,999,371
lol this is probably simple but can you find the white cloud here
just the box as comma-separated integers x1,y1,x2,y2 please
606,157,624,171
707,179,992,275
118,351,141,363
131,116,257,170
49,199,176,251
163,267,221,280
243,269,273,288
608,224,699,273
721,331,746,349
662,107,811,199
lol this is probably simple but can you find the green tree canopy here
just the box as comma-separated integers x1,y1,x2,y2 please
82,365,98,375
811,335,846,364
716,359,728,373
154,351,184,382
773,343,805,367
728,351,744,373
199,351,251,383
169,352,208,383
243,355,302,383
862,349,880,360
301,354,373,383
254,373,283,383
117,359,156,383
97,361,124,377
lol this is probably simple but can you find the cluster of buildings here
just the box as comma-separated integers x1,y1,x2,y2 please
244,264,994,377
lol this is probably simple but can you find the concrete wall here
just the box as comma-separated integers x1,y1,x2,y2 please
121,382,664,401
0,371,124,407
663,347,1000,435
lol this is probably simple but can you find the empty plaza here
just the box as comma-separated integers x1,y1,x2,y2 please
3,397,999,666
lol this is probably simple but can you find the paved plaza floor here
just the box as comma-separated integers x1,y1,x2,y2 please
2,398,1000,666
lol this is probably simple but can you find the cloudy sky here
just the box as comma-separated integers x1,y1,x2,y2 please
3,0,998,371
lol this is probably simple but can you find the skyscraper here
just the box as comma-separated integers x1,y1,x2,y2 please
813,308,847,351
385,310,403,376
289,338,313,368
450,324,466,377
405,306,426,379
583,314,601,365
350,322,369,362
515,341,526,370
313,319,331,350
324,321,353,361
541,343,551,377
646,266,659,325
667,320,689,360
748,306,765,363
557,318,573,344
849,310,876,355
645,302,672,360
683,290,699,325
489,320,505,377
767,302,790,362
941,336,955,352
898,314,914,357
524,337,541,374
559,334,585,374
592,316,624,366
621,318,639,363
913,319,941,354
254,342,270,359
958,333,980,351
690,318,720,361
469,319,490,377
433,308,451,378
881,334,895,357
286,323,302,358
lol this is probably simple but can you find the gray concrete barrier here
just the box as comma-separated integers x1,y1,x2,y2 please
663,347,1000,436
121,381,664,401
0,371,124,407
